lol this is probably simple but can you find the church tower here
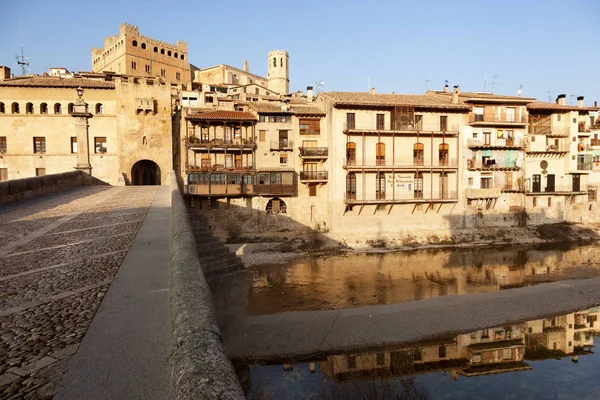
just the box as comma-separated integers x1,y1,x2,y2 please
267,50,289,95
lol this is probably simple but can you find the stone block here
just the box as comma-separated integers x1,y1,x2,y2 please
8,356,58,377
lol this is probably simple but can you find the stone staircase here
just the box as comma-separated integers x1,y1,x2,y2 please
187,209,246,280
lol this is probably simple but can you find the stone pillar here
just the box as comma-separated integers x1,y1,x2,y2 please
71,89,93,175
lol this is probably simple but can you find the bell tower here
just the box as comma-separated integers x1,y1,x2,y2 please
267,50,289,95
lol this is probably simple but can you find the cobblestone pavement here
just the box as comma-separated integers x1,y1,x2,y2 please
0,186,159,399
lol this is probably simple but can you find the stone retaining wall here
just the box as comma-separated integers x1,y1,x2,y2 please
170,173,245,399
0,171,106,205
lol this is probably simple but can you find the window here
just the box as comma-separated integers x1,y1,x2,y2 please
0,102,4,113
532,174,541,192
347,355,356,369
279,153,288,164
346,173,356,200
415,115,423,130
0,168,7,182
68,103,74,114
54,103,62,114
413,142,424,165
11,102,19,114
26,102,33,114
376,353,385,366
413,348,422,361
376,172,385,200
0,137,6,153
474,107,484,121
481,177,492,189
299,119,320,134
145,65,151,73
141,43,146,49
346,142,356,165
174,52,178,58
481,329,489,338
278,130,289,148
533,197,538,207
414,172,423,198
36,168,46,176
440,115,448,131
94,137,107,153
376,142,385,165
160,48,165,55
181,54,185,60
502,349,512,360
259,130,266,142
95,103,103,114
33,137,46,154
468,177,473,186
168,50,172,56
309,184,317,197
439,346,446,358
40,103,47,114
346,113,355,129
273,57,277,67
160,68,166,77
483,132,491,145
557,114,562,122
176,72,181,80
153,46,158,52
132,40,138,47
376,113,385,130
439,143,449,165
70,137,78,153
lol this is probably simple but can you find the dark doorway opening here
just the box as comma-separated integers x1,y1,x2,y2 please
131,160,161,185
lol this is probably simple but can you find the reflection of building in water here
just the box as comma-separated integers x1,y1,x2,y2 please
316,308,599,383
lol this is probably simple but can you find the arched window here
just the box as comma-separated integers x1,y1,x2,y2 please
439,143,449,166
95,103,103,114
413,142,424,166
376,172,386,200
141,43,146,49
174,52,178,58
0,102,4,114
153,46,158,53
346,173,356,200
40,103,48,114
11,102,19,114
26,102,34,114
68,103,74,114
273,57,276,67
280,58,283,67
181,54,185,60
414,172,423,199
132,40,138,47
54,103,62,114
346,142,356,166
376,142,385,166
167,50,172,56
160,48,165,54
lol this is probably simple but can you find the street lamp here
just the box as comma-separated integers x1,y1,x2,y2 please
75,86,85,106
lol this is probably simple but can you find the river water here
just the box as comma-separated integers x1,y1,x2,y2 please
247,242,600,315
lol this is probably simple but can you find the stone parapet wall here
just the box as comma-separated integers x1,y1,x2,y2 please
169,173,244,400
0,171,106,205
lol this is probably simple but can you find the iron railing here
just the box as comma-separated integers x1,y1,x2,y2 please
299,147,328,157
299,171,328,180
270,140,294,150
469,113,528,124
343,158,458,167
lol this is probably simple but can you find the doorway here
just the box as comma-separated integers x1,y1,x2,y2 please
131,160,161,185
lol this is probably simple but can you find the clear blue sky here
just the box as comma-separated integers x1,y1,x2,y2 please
1,0,598,103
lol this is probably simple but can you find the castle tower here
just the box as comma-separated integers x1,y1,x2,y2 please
267,50,289,95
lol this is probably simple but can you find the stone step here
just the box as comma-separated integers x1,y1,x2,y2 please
198,252,239,265
197,247,232,258
195,241,224,252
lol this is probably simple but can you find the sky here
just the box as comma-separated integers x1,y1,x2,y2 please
1,0,599,103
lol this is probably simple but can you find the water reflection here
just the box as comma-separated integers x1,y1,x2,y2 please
248,243,600,315
244,307,600,399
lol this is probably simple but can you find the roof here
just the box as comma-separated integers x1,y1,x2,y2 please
249,103,290,114
432,90,536,101
185,110,257,121
527,101,599,112
0,76,115,89
468,339,524,351
196,64,267,82
290,105,326,116
320,91,470,110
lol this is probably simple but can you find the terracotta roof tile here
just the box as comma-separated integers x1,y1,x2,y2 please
435,91,536,101
0,76,115,89
320,91,470,110
186,110,257,121
290,105,326,116
249,103,289,114
527,101,599,112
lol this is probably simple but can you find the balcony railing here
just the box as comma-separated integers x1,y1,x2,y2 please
529,126,571,137
255,184,295,196
344,122,460,133
525,143,568,153
591,139,600,146
187,138,256,148
343,158,458,168
270,140,294,150
577,163,593,171
299,171,328,181
467,159,520,170
299,128,320,135
469,113,528,124
344,191,458,203
529,183,588,193
467,138,524,148
299,147,328,157
187,165,254,172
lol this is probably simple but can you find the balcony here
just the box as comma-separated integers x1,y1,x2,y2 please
187,172,255,197
270,140,294,151
343,158,458,169
467,138,524,149
467,159,520,171
591,139,600,147
299,128,320,135
299,147,328,158
187,137,257,151
255,183,295,196
344,191,458,204
187,165,254,173
343,122,460,135
528,183,588,194
299,171,328,182
529,126,571,137
577,163,593,171
525,143,568,154
469,113,528,126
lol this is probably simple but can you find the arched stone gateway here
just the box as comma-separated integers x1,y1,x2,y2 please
131,160,161,185
266,197,287,214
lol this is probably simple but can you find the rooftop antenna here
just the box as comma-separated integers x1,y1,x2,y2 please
517,84,523,97
424,79,431,91
16,21,30,76
547,91,553,102
569,95,576,105
367,76,371,91
315,81,325,94
490,75,499,94
483,75,487,93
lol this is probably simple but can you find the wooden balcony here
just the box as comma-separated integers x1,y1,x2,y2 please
299,147,328,159
469,113,528,126
255,184,295,196
299,171,328,182
343,158,458,170
467,138,524,149
187,138,257,151
343,122,460,135
344,191,458,204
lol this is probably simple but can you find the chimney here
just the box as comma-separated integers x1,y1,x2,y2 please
280,100,289,112
0,66,10,81
443,83,449,93
595,101,598,108
577,96,584,107
452,85,459,104
557,94,566,105
370,87,376,95
306,86,313,102
243,60,249,72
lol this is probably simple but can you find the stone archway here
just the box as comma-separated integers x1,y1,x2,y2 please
131,160,161,185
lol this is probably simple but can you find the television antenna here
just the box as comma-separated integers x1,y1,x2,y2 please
489,75,499,94
424,79,431,91
315,81,325,93
15,21,30,76
547,91,553,102
570,95,577,105
517,84,523,97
